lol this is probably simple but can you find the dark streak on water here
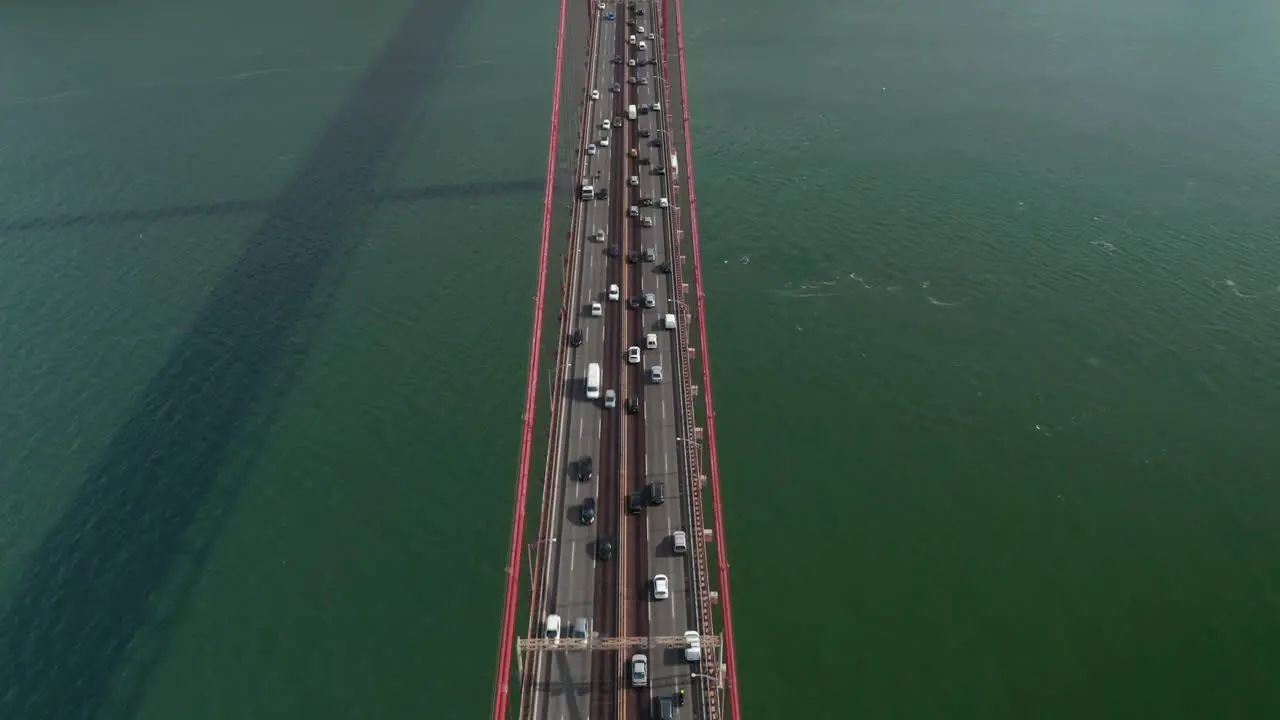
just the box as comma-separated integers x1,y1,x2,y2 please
0,0,469,716
0,179,544,234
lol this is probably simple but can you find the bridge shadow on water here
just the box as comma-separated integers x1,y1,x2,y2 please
0,180,545,235
0,0,502,716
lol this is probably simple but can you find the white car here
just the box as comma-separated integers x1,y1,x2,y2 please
591,89,600,101
600,136,610,147
587,143,596,155
604,389,617,408
659,197,669,208
602,119,611,130
645,333,657,349
545,614,562,640
652,102,662,112
628,346,641,364
631,654,648,687
590,301,603,317
651,574,669,600
608,284,620,301
650,365,663,382
648,32,655,41
598,1,605,8
683,630,702,662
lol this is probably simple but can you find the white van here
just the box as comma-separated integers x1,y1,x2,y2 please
545,614,562,640
663,313,676,330
645,333,658,349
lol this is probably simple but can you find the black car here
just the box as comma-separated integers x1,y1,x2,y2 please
571,328,584,346
626,397,640,414
613,55,623,64
597,187,609,200
656,262,671,274
641,198,654,207
611,84,621,93
639,105,650,115
649,481,666,505
597,537,614,561
607,245,621,258
639,129,651,138
639,157,651,165
648,59,658,66
638,78,648,86
628,296,641,309
656,696,674,720
637,7,645,15
650,138,663,147
627,250,640,264
652,167,666,176
581,497,597,525
578,455,593,482
627,491,644,514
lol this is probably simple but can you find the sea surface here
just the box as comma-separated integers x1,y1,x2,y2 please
1,0,1278,717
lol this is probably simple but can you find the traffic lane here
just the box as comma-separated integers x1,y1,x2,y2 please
541,42,613,719
541,6,619,717
544,115,612,717
642,282,692,685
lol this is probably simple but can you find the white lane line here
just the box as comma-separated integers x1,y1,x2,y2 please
578,416,584,441
661,401,666,421
664,453,669,475
571,543,576,572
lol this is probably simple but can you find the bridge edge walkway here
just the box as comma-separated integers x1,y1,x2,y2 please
669,0,743,716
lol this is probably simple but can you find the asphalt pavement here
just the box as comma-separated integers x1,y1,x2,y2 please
534,2,701,718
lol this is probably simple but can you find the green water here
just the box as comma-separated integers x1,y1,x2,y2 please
1,0,1277,717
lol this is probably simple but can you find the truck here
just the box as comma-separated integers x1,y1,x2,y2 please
580,180,594,201
627,104,637,121
586,362,601,400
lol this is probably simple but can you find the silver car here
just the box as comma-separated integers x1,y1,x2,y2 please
630,654,648,687
643,293,656,308
604,389,617,408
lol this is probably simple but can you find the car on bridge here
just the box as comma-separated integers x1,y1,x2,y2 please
630,654,648,687
651,574,669,600
581,497,596,525
684,630,702,661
